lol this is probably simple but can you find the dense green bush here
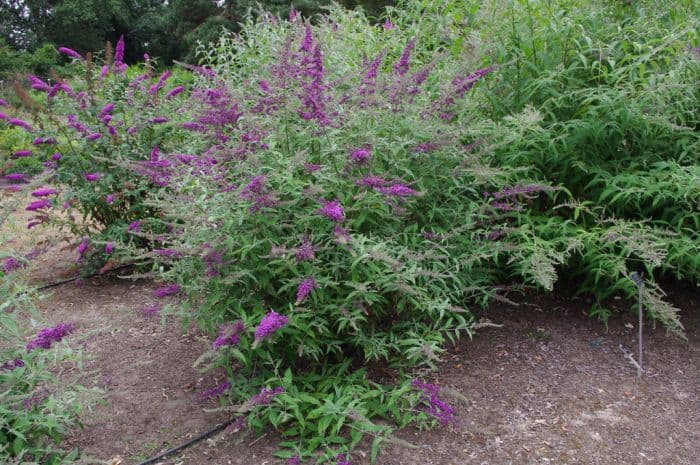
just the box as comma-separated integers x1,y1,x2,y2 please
3,1,697,463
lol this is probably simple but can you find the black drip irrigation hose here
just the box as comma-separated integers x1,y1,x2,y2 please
36,262,140,291
135,418,235,465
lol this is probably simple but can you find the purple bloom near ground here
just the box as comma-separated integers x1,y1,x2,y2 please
287,456,301,465
336,454,351,465
31,187,58,197
26,323,74,351
86,133,102,141
26,199,51,211
127,221,141,233
2,257,23,273
153,284,181,298
254,311,289,340
5,173,27,182
249,386,284,406
213,321,245,350
1,359,24,370
105,243,114,254
84,173,101,182
410,379,455,425
13,150,32,158
198,381,231,400
106,194,116,204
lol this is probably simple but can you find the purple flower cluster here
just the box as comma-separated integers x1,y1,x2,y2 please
2,257,23,273
77,237,90,259
31,187,58,197
213,321,245,350
154,248,183,259
25,199,51,211
317,200,345,223
348,147,371,165
127,221,142,233
198,380,231,400
336,454,351,465
249,386,284,406
295,277,318,304
295,237,318,262
13,150,32,158
203,246,224,277
485,184,550,200
153,284,181,298
8,118,34,132
254,311,289,340
393,38,416,77
1,359,24,370
26,323,74,351
58,46,83,60
5,173,27,183
410,379,455,425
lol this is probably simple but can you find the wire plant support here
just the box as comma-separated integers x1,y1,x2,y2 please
630,272,644,378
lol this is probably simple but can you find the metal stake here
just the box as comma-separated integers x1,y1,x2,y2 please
631,272,644,378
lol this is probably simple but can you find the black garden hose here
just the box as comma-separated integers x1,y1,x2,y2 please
134,418,235,465
36,262,140,290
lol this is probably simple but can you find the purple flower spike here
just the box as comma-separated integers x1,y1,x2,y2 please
376,183,419,197
58,47,83,60
105,243,114,254
166,86,185,98
153,284,181,298
249,387,284,406
254,311,289,341
393,38,416,76
114,35,125,63
84,173,101,182
8,118,34,132
349,147,371,165
410,379,455,425
127,221,141,233
106,194,116,204
213,321,245,350
5,173,27,182
26,323,74,351
317,200,345,223
3,257,23,273
383,19,394,30
13,150,32,158
31,187,58,197
198,381,231,400
51,152,62,161
295,277,318,304
26,199,51,211
86,133,102,141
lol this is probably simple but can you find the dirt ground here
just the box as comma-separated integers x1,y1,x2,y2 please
3,192,699,465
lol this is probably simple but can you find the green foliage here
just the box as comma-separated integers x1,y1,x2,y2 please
0,215,94,463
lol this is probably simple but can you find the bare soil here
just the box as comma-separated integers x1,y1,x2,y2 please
3,192,698,465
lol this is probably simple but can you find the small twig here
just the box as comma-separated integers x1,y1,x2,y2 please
248,432,268,446
620,344,643,374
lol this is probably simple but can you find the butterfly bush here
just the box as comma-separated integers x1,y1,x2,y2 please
129,7,548,461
